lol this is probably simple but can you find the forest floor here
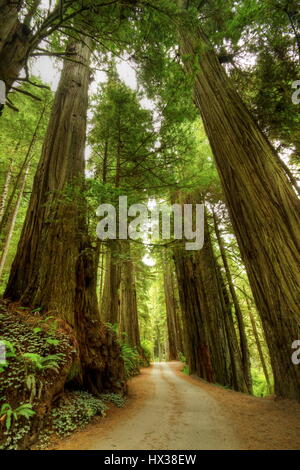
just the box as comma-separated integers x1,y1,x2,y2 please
48,362,300,450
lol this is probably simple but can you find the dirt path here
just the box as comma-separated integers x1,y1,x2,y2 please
54,362,240,450
52,362,300,450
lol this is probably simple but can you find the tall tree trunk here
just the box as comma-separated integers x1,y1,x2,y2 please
244,292,273,395
177,12,300,400
100,240,122,325
164,270,178,360
100,109,123,324
119,241,142,353
102,137,109,184
0,164,28,281
276,153,300,197
98,243,106,300
212,211,252,394
163,264,183,360
171,270,185,355
156,324,162,361
174,247,214,380
216,259,249,393
4,37,126,395
173,209,248,392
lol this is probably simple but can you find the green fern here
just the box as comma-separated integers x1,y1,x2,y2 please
0,403,35,431
21,353,63,373
121,343,140,377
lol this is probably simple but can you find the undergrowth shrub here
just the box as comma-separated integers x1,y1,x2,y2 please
105,323,141,377
178,352,186,363
50,391,107,437
99,393,126,408
252,368,272,397
121,343,140,378
178,352,190,375
36,391,125,448
182,364,190,375
141,339,152,364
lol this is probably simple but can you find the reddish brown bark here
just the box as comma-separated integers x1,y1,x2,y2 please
163,264,184,360
173,211,248,392
213,211,253,394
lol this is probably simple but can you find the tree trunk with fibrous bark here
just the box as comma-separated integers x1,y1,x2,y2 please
177,6,300,400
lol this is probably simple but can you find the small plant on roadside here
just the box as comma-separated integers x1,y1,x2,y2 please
178,352,186,363
50,391,107,437
99,393,126,408
141,339,152,364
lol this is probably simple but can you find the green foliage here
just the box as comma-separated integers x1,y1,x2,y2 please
178,352,189,375
0,80,53,292
0,305,73,449
252,368,271,397
50,391,107,437
25,373,44,404
178,352,186,364
0,339,16,372
0,340,16,359
141,339,153,363
181,365,190,376
0,5,294,450
0,403,35,432
105,322,119,335
35,391,126,449
21,353,63,373
99,393,126,408
137,265,168,362
45,338,60,346
121,343,140,378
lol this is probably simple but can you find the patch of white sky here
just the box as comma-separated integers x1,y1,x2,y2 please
29,51,158,156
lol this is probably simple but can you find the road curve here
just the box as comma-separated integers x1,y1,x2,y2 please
71,362,240,450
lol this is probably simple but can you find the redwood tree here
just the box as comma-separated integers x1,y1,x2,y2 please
4,37,126,394
212,210,252,394
176,3,300,400
163,264,184,360
173,209,248,393
119,241,143,353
